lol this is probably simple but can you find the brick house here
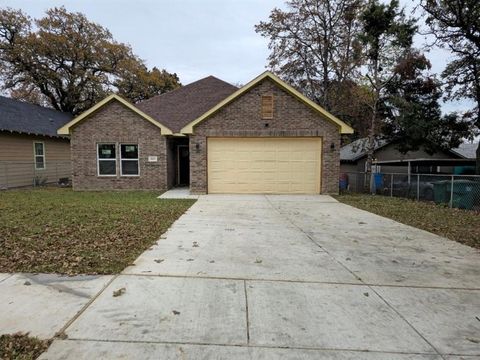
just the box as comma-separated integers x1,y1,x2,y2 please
58,71,353,194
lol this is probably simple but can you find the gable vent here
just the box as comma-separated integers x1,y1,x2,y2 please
261,95,274,119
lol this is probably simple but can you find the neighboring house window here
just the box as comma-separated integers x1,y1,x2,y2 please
34,142,45,170
261,95,274,119
120,144,139,176
97,144,116,176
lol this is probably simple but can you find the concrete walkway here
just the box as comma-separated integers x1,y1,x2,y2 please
0,273,112,338
158,187,199,199
37,195,479,359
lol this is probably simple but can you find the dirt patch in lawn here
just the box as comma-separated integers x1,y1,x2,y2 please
335,194,480,249
0,333,51,360
0,189,195,274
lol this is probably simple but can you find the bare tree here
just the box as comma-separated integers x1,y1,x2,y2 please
359,0,416,192
255,0,364,110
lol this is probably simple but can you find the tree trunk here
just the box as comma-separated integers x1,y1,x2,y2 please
476,142,480,175
366,102,376,194
366,58,379,194
473,63,480,175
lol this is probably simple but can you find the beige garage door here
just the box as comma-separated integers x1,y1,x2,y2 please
207,137,322,194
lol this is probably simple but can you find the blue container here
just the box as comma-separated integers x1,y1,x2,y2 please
339,173,348,190
374,173,383,189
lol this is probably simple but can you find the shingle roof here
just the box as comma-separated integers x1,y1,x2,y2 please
341,137,479,161
0,96,72,138
340,138,390,162
136,76,238,133
451,142,478,159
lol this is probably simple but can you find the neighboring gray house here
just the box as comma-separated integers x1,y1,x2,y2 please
451,142,478,161
340,138,477,175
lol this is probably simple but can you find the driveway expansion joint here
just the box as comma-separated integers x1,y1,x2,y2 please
120,272,480,290
61,337,443,356
56,274,120,338
243,280,250,345
367,286,447,359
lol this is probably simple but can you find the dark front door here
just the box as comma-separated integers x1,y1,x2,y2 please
177,145,190,186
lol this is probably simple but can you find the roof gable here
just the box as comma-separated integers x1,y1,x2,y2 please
0,96,72,138
341,137,477,162
136,76,238,133
450,142,478,159
340,138,391,162
57,94,173,135
180,71,354,134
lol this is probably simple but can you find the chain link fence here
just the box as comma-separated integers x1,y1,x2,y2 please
340,172,480,211
0,160,72,189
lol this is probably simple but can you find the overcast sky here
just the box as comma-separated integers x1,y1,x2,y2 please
0,0,471,112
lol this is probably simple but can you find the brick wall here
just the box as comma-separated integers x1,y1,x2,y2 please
70,101,167,190
190,78,341,194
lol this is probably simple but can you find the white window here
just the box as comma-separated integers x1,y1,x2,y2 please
97,143,117,176
120,144,139,176
34,142,45,170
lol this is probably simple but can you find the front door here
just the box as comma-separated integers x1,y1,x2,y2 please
177,145,190,186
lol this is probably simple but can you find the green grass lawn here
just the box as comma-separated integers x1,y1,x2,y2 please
336,193,480,249
0,188,195,274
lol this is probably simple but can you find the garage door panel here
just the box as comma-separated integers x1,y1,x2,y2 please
208,138,322,194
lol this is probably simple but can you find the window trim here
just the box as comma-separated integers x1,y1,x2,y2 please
120,143,140,177
33,141,46,170
97,143,117,177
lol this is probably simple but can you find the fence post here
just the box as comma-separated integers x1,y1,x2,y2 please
5,162,8,189
390,174,393,197
450,175,454,208
417,174,420,201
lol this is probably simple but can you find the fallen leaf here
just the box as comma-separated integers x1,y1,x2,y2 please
113,287,126,297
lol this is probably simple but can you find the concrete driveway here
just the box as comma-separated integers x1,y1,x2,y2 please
40,195,480,359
